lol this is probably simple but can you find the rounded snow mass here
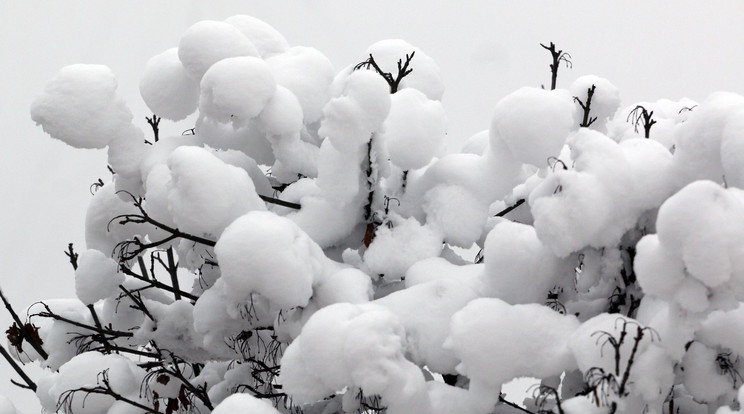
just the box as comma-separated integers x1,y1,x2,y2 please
18,11,744,414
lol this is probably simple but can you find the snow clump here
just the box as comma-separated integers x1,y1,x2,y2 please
178,20,259,80
74,249,123,305
199,56,276,127
139,48,200,120
31,64,134,149
383,88,446,171
167,146,266,237
490,86,574,167
447,298,579,411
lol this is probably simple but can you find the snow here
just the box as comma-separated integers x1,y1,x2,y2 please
698,305,744,356
199,56,276,126
672,92,744,187
214,211,322,309
134,300,212,360
0,397,17,414
479,220,564,304
257,85,303,136
490,87,574,167
423,184,488,248
30,64,134,149
84,184,148,257
721,107,744,188
139,48,200,121
212,393,281,414
280,303,431,413
266,46,335,124
107,124,147,179
39,352,145,414
74,249,123,305
375,278,480,374
384,88,446,170
167,145,266,237
366,39,445,101
461,129,489,155
23,11,744,414
530,129,676,257
314,267,373,307
682,342,733,402
224,15,289,58
178,20,259,80
447,298,579,409
363,215,443,279
647,180,744,305
319,69,391,153
570,75,620,133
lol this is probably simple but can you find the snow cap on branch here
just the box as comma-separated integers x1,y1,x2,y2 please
139,48,200,121
490,86,574,167
178,20,259,80
31,64,134,149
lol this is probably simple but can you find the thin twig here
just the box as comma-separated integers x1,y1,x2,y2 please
0,344,36,391
0,289,48,360
495,199,526,217
165,247,181,301
499,395,536,414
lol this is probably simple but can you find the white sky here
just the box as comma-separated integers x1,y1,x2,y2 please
1,1,743,411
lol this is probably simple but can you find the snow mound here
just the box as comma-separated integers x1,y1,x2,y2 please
570,75,620,133
31,64,134,149
178,20,259,80
74,249,123,305
214,211,323,309
423,184,488,248
319,69,391,152
139,48,200,120
376,278,480,374
672,92,744,187
224,15,289,58
363,215,443,279
384,88,446,170
490,87,574,167
447,298,579,410
199,56,276,126
256,86,303,137
167,146,266,237
38,352,145,414
479,220,563,304
636,180,744,313
280,303,431,413
530,129,675,257
267,46,335,124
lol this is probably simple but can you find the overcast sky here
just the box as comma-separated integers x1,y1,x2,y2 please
1,1,743,411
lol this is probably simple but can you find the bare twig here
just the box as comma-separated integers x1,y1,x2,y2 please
627,105,656,138
499,394,536,414
145,114,160,144
119,265,198,301
540,42,572,90
1,289,48,360
0,344,36,391
495,199,526,217
258,194,301,210
574,84,598,127
64,243,79,270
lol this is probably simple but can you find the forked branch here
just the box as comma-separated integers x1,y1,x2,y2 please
574,84,598,127
540,42,572,90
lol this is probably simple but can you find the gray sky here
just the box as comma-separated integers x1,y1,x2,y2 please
1,1,743,411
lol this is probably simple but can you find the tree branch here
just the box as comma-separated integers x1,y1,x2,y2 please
495,199,526,217
0,289,48,360
120,265,198,301
0,344,36,392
